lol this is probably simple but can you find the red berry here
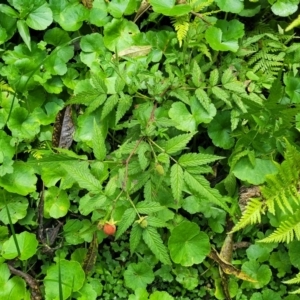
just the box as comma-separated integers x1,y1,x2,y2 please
103,223,116,235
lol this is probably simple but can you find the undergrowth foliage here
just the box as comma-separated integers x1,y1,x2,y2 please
1,0,300,299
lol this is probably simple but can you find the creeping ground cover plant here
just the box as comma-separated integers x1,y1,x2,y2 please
2,0,300,299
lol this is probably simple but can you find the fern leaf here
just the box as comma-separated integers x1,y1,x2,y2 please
230,198,264,233
259,211,300,243
184,171,230,212
170,164,184,201
142,226,171,265
171,15,190,47
191,0,214,12
283,273,300,284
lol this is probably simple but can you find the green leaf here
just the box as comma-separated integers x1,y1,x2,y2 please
0,193,28,224
149,0,191,16
192,61,201,87
271,0,298,17
284,76,300,103
184,171,229,211
50,0,89,31
124,262,155,290
150,291,174,300
102,94,119,119
45,260,85,300
0,162,37,196
44,186,70,218
93,119,106,160
179,153,224,167
0,263,26,300
208,111,235,149
115,208,137,239
241,261,272,288
44,27,71,46
130,223,143,255
205,20,244,52
232,157,278,185
79,194,107,216
7,107,40,141
163,133,194,154
215,0,244,13
168,221,210,266
26,3,53,30
2,231,38,260
108,0,137,18
136,201,166,214
17,20,31,51
170,164,183,201
169,102,197,132
61,161,102,193
143,226,171,265
116,94,132,124
103,18,140,52
195,88,211,112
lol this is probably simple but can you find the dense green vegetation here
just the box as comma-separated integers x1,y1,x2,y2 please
1,0,300,299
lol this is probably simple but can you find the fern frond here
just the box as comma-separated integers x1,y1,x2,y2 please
190,0,214,12
171,15,190,47
259,210,300,243
283,273,300,284
262,143,300,214
230,198,265,233
0,80,14,93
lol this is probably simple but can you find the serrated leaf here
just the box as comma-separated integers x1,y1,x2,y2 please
61,162,102,193
142,226,171,265
102,94,119,119
209,69,219,86
91,73,107,93
164,133,194,154
115,208,137,239
170,164,183,201
138,142,150,171
178,153,224,167
221,69,234,84
147,216,167,228
184,171,229,212
130,223,143,255
224,82,245,94
169,89,190,105
93,119,106,160
195,88,211,112
116,94,132,124
192,61,201,87
136,201,166,214
211,86,231,107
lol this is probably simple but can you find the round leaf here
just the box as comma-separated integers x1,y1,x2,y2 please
103,18,140,52
44,186,70,218
45,260,85,299
168,221,210,266
124,262,154,290
26,3,53,30
215,0,244,13
169,102,197,132
271,0,298,17
208,111,235,149
232,157,278,185
0,162,37,196
2,231,38,260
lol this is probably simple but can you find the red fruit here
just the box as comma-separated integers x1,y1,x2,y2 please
103,223,116,235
